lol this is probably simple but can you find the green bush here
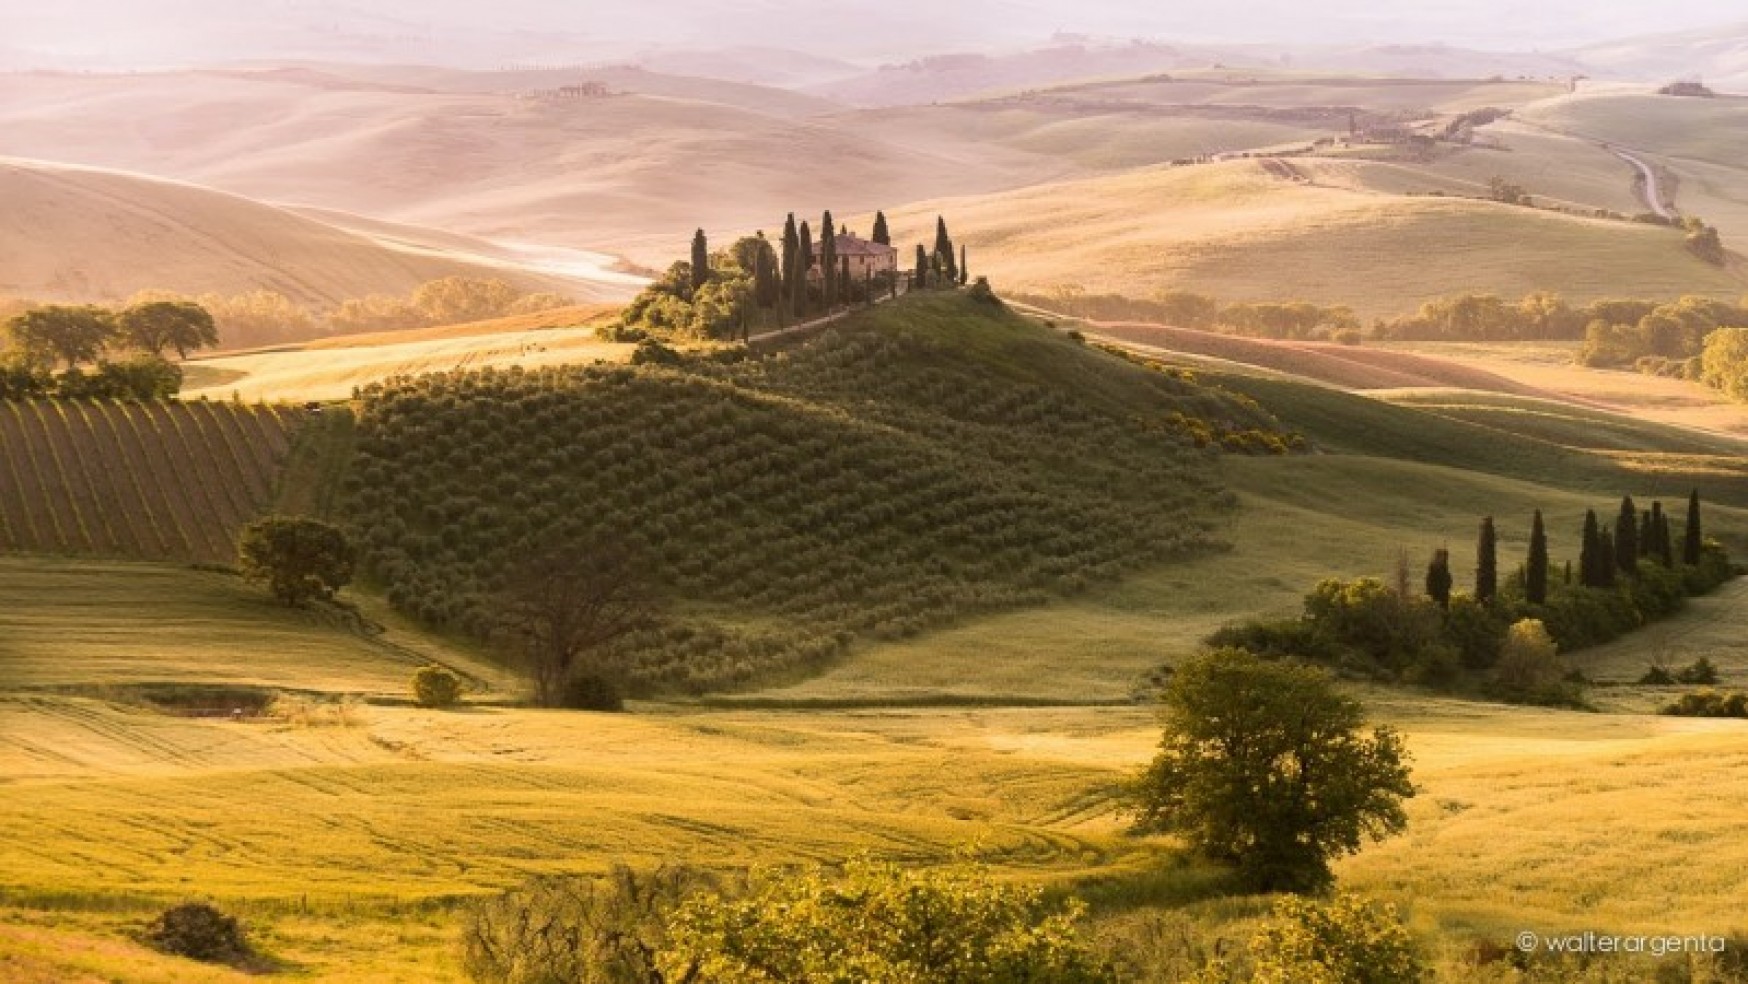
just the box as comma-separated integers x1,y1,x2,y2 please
1676,656,1720,685
1230,893,1426,984
412,665,463,708
562,672,625,712
1663,689,1748,718
142,902,250,964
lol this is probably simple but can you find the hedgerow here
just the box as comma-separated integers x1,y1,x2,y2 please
344,296,1276,693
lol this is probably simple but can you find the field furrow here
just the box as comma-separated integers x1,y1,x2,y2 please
20,402,94,552
0,403,49,552
46,403,126,556
85,402,175,559
107,403,200,559
142,403,235,562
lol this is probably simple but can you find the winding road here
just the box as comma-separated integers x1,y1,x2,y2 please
1610,146,1676,220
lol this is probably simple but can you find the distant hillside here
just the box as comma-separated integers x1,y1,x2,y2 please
0,157,613,308
0,401,301,564
342,293,1294,694
1571,23,1748,92
875,160,1746,319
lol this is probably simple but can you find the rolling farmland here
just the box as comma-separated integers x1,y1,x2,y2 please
0,401,302,564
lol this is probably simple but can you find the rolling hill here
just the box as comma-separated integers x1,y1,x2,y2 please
876,159,1746,318
0,157,623,307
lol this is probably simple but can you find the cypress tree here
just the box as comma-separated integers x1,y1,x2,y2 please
959,244,968,286
1564,559,1572,585
796,221,814,318
841,255,851,302
753,234,775,309
1650,502,1671,566
1476,516,1498,603
915,244,929,288
690,228,709,291
934,216,957,282
1614,495,1639,576
820,211,837,310
1684,489,1703,566
872,211,890,246
1526,510,1549,605
781,213,799,313
1638,510,1654,558
1579,509,1602,587
1425,548,1453,609
1598,529,1617,587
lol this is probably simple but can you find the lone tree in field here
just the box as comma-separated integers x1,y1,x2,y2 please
1475,516,1498,603
238,516,355,606
118,300,219,359
1684,489,1704,566
1615,495,1639,576
690,229,710,292
959,243,969,286
1424,548,1453,609
1128,648,1414,893
497,537,660,709
1526,509,1549,605
6,304,116,369
871,210,891,246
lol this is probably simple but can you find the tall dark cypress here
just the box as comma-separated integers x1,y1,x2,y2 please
1615,495,1639,577
796,220,814,318
1684,489,1704,566
1476,516,1498,603
1526,510,1549,605
820,211,837,310
753,234,775,309
840,255,850,302
690,228,709,291
1598,529,1617,587
915,244,929,288
1579,509,1602,587
1425,548,1453,609
959,244,968,286
781,213,799,313
934,215,957,282
1650,502,1671,566
872,211,890,246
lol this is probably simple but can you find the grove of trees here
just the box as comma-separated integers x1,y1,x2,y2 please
1,300,206,400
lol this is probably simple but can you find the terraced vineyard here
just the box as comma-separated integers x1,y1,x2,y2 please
0,401,302,564
346,294,1295,694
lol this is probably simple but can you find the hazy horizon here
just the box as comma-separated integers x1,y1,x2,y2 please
3,0,1744,71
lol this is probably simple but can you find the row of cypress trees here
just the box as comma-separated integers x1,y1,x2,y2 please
1428,490,1707,607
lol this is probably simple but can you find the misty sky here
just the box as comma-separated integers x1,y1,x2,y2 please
3,0,1743,69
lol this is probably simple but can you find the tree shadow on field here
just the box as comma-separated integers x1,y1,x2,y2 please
1060,847,1248,915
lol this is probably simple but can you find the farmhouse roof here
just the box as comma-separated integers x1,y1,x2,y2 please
815,232,897,258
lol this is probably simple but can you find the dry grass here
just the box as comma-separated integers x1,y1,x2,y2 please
873,160,1744,319
181,329,634,402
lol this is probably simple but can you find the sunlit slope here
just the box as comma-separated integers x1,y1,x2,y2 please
878,161,1743,318
0,401,298,564
0,158,605,306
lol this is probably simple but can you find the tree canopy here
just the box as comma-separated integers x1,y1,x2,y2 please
237,516,355,606
1129,648,1413,892
118,300,219,359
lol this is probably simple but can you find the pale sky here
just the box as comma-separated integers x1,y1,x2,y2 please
2,0,1743,68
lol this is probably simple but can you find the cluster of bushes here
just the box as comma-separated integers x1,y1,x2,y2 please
1207,496,1734,706
1640,657,1719,686
1098,345,1307,453
1663,689,1748,718
343,296,1264,694
463,857,1439,984
1,299,214,399
1010,288,1360,341
0,355,182,400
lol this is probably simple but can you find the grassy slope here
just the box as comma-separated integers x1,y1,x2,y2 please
875,160,1744,319
4,292,1748,980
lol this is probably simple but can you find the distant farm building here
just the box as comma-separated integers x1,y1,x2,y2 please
812,232,898,280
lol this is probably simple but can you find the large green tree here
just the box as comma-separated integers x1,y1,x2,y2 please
1128,648,1413,892
1526,509,1549,605
6,304,116,369
118,300,219,359
237,516,355,606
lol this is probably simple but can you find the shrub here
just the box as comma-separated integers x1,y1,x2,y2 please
1663,689,1748,718
143,902,250,964
1676,657,1720,685
1238,893,1426,984
1492,619,1581,707
1639,665,1677,685
412,665,463,708
562,672,625,712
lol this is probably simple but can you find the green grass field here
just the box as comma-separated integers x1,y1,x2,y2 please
4,294,1747,981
